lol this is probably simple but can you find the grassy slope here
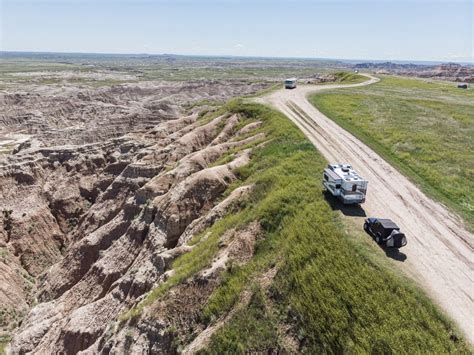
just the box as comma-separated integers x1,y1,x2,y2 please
331,71,368,84
309,76,474,230
124,101,467,353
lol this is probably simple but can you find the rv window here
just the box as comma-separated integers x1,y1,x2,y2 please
352,184,357,192
324,174,328,181
335,184,341,189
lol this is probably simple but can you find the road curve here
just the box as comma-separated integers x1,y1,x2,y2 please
255,75,474,344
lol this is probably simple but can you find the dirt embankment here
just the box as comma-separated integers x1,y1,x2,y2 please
257,76,474,345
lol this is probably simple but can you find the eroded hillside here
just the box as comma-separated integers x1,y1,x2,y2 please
6,111,266,353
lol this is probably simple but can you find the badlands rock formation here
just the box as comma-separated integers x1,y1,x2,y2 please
0,80,266,148
0,80,267,353
353,62,474,83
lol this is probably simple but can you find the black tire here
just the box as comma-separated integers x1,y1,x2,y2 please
375,235,382,244
364,223,369,232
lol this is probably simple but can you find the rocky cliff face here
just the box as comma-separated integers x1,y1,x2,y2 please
0,80,266,353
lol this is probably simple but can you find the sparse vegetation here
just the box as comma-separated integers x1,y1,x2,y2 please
0,248,8,263
309,76,474,229
67,217,79,230
0,144,15,155
2,210,13,242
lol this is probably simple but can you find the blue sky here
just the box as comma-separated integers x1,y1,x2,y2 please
1,0,473,62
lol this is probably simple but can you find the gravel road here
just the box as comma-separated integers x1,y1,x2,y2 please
256,76,474,344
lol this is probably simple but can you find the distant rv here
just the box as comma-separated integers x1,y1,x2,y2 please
284,78,297,89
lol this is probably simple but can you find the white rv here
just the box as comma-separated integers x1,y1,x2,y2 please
323,163,367,204
284,78,297,89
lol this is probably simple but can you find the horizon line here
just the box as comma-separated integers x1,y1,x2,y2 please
1,50,473,66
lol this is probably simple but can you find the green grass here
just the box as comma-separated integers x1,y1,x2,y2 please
331,71,368,84
121,100,467,352
199,103,467,354
309,75,474,230
271,203,464,353
197,287,281,354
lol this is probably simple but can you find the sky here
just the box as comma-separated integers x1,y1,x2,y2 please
1,0,473,63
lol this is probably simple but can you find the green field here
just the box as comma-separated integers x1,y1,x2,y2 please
124,101,467,353
310,76,474,230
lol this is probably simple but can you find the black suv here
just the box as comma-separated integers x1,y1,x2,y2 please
364,218,407,248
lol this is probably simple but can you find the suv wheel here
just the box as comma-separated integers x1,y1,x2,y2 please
375,235,381,244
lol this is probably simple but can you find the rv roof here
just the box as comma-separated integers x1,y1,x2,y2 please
324,168,341,181
285,78,297,81
327,163,365,182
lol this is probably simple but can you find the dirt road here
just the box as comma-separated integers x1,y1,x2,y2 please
256,76,474,344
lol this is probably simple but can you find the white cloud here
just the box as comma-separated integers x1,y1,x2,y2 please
234,43,244,49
